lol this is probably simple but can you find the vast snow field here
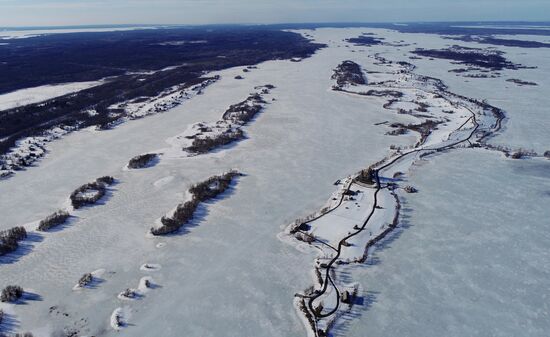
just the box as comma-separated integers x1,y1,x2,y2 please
1,26,548,337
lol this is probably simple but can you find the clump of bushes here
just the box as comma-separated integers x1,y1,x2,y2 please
78,273,93,287
544,151,550,159
0,226,27,256
404,186,418,193
119,288,137,299
152,199,200,236
186,129,244,154
189,170,241,202
96,176,115,185
151,171,241,236
70,176,115,209
1,285,23,303
222,94,266,125
331,60,366,87
128,153,158,169
37,210,70,231
356,168,376,185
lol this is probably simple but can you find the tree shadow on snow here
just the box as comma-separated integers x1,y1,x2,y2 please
0,231,44,265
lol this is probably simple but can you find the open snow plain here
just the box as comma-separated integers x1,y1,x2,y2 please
1,26,549,336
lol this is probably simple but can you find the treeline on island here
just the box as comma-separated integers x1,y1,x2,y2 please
70,176,115,209
151,170,242,235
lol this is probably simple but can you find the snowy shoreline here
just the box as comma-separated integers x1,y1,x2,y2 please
280,43,506,336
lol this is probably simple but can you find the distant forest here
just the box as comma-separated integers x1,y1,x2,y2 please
0,27,324,156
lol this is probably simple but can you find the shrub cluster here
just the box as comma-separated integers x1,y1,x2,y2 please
186,129,244,154
0,226,27,256
70,176,115,209
151,171,241,236
37,210,70,231
1,285,23,303
78,273,93,287
356,168,376,185
128,153,158,169
222,94,266,125
152,200,200,236
331,60,366,87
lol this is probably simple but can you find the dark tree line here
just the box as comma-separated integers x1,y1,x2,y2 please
1,285,23,303
186,129,244,154
151,170,241,236
128,153,158,169
0,226,27,256
37,210,70,231
70,176,115,209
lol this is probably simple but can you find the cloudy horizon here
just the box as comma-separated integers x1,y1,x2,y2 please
0,0,549,27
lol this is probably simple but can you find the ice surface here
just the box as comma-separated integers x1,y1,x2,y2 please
0,26,548,337
0,81,105,111
344,150,550,337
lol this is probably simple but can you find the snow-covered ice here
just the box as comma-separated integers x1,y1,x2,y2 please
0,26,548,337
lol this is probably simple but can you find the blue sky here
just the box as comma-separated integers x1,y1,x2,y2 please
0,0,549,27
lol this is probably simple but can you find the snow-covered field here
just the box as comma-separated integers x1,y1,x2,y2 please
0,81,105,111
0,26,549,337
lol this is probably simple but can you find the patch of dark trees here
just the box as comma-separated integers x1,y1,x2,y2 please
506,78,538,86
186,129,245,154
0,285,23,303
332,61,366,87
78,273,93,287
362,90,404,98
70,176,115,209
222,93,266,124
185,90,270,154
0,226,27,256
446,35,550,48
411,46,529,71
151,170,241,236
389,120,442,145
346,35,385,46
37,210,70,231
128,153,158,169
0,28,324,158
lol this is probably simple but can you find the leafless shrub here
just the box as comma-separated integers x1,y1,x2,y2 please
78,273,93,287
0,226,27,256
404,186,418,193
128,153,158,169
151,171,241,236
70,176,115,209
1,285,23,303
37,210,70,231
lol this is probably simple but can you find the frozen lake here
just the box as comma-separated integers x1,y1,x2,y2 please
1,26,549,337
346,149,550,337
